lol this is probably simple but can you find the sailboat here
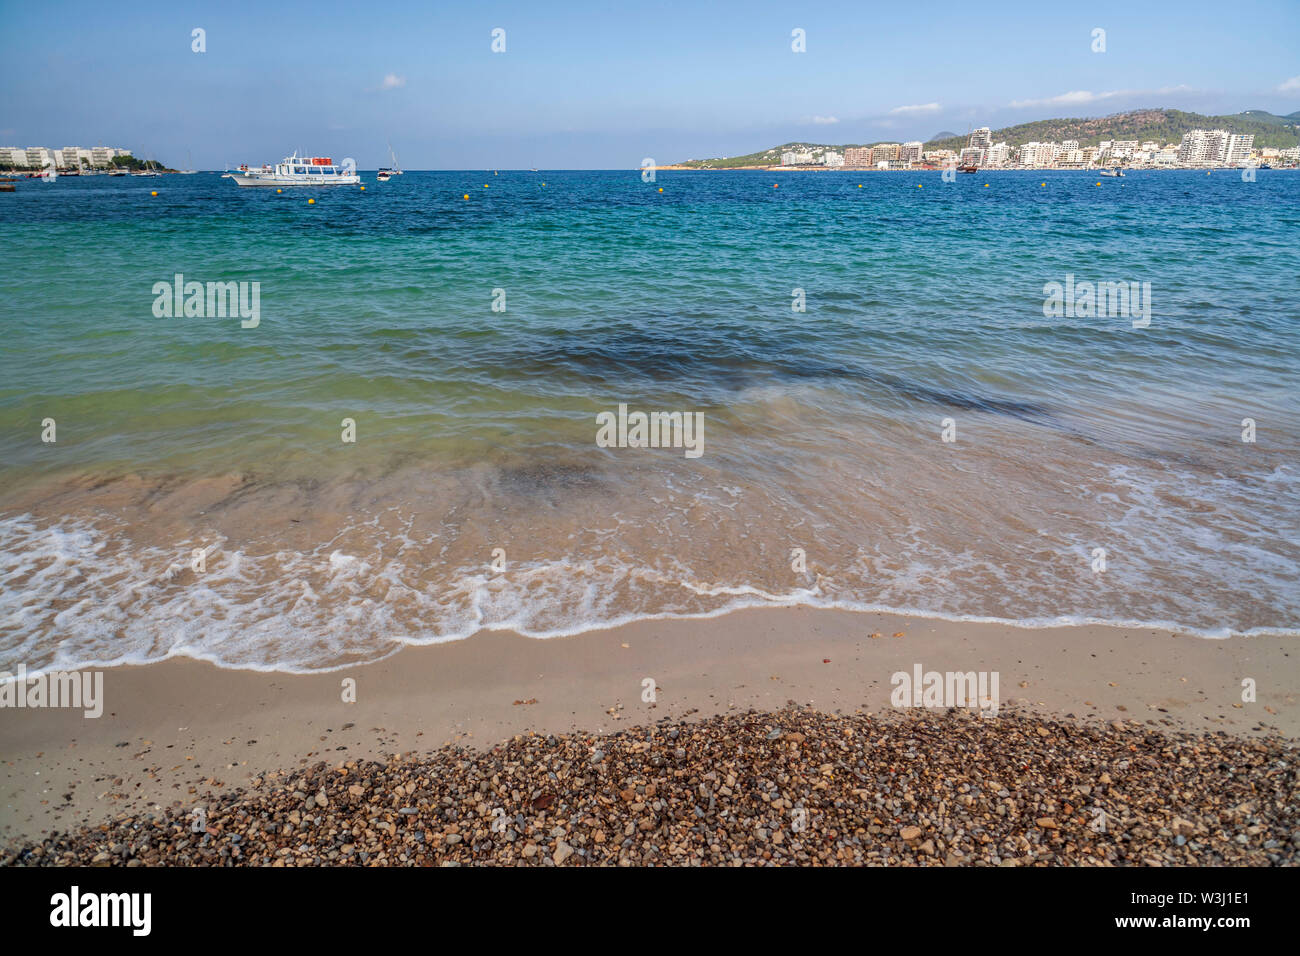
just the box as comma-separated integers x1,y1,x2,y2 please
378,140,403,177
179,150,197,174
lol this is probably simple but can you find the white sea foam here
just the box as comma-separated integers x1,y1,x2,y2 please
2,506,1297,675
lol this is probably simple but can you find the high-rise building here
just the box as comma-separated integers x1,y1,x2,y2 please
984,143,1010,167
870,143,901,165
0,147,29,166
900,141,923,164
1178,130,1229,165
1018,142,1055,167
822,150,844,167
1225,134,1254,165
969,127,993,150
843,147,872,167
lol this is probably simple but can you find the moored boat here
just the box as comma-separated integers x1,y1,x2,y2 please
228,153,360,187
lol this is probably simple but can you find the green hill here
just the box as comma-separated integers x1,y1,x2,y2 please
924,109,1300,152
676,109,1300,167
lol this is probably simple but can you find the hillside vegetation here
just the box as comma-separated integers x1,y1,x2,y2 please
676,109,1300,167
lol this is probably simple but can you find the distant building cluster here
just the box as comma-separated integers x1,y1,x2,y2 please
775,127,1296,171
0,146,133,169
950,127,1291,170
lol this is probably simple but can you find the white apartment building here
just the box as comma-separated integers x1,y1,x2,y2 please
1098,140,1139,161
90,146,130,166
1056,148,1085,168
1178,130,1229,165
1019,142,1055,167
984,142,1011,167
780,150,814,166
959,146,985,166
0,146,29,166
822,150,844,167
1225,134,1254,165
969,127,992,150
25,147,54,168
900,141,923,164
60,146,95,168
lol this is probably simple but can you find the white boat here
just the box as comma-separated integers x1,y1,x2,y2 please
376,170,391,182
228,152,359,187
377,140,403,177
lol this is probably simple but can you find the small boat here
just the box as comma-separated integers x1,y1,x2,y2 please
228,153,360,187
376,170,391,182
1097,168,1124,177
108,168,128,176
378,140,403,176
1259,163,1272,170
958,164,978,173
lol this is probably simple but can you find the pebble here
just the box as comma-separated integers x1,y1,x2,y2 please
8,707,1293,868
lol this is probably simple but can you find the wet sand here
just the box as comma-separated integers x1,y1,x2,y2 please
2,605,1296,848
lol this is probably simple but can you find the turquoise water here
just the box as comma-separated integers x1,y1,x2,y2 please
1,169,1297,670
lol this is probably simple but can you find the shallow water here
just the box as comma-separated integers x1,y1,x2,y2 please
1,168,1297,670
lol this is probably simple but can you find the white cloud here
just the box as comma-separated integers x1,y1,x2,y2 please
810,115,839,125
1278,76,1300,93
380,73,406,90
1009,85,1191,108
888,103,941,115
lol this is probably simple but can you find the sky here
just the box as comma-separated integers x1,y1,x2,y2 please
1,0,1297,169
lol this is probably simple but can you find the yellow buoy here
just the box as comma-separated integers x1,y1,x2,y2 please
276,188,282,193
150,190,157,196
360,186,365,191
1096,182,1101,186
308,198,315,204
658,187,663,192
917,184,922,188
483,184,488,188
857,184,862,188
984,183,989,187
463,194,469,199
1041,182,1046,187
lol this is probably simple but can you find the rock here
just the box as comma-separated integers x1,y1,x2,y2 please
900,826,922,842
554,842,574,865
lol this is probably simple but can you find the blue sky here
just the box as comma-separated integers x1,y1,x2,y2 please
1,0,1297,168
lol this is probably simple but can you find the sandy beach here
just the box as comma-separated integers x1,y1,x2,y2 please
3,606,1295,857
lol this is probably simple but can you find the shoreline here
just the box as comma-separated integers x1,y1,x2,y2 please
3,604,1296,849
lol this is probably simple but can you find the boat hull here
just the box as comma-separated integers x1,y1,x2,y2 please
229,172,360,187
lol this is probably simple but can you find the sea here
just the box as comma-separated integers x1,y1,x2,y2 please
1,168,1297,672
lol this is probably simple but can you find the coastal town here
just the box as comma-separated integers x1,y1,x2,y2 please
722,127,1300,171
